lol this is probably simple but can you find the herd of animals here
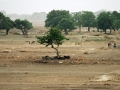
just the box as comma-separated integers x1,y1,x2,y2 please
108,42,120,49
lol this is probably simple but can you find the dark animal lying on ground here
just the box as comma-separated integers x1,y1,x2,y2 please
26,41,31,44
26,41,36,44
108,42,112,48
42,55,70,60
113,43,117,48
31,41,36,44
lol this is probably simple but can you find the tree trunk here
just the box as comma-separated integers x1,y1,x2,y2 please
113,28,116,31
104,29,106,34
21,29,25,35
64,29,68,35
97,28,99,32
88,26,90,32
51,45,59,57
24,29,28,35
110,28,112,34
6,29,9,35
78,25,81,33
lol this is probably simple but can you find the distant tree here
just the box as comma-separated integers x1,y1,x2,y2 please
45,10,71,28
111,11,120,30
0,12,5,30
113,19,120,30
31,12,47,21
71,12,82,33
0,12,13,35
82,11,96,32
14,19,33,35
58,18,75,35
36,27,68,57
0,10,6,15
112,11,120,19
97,12,114,33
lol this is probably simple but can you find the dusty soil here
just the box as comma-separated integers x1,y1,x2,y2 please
0,30,120,90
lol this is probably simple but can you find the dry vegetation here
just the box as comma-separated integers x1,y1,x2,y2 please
0,25,120,90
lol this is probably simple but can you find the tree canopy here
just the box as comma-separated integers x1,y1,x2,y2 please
45,10,71,28
58,18,75,35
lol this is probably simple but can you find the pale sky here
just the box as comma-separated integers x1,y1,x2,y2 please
0,0,120,14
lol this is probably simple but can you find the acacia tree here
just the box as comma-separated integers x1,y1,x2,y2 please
14,19,33,35
82,11,96,32
36,27,68,57
0,12,13,35
58,18,75,35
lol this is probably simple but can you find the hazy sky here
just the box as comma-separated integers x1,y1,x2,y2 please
0,0,120,14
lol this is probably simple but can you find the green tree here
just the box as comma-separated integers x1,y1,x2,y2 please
97,12,114,33
58,18,75,35
45,10,71,27
111,11,120,30
82,11,96,32
0,12,13,35
113,19,120,30
71,12,82,33
36,27,68,57
112,11,120,19
14,19,33,35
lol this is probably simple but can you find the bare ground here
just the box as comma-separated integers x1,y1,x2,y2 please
0,31,120,90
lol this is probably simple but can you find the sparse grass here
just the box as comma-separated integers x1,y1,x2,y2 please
13,32,21,35
104,35,113,40
85,37,107,42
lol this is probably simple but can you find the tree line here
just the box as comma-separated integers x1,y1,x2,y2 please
0,10,120,35
0,12,33,35
45,10,120,34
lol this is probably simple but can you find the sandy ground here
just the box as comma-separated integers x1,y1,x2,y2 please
0,64,120,90
0,33,120,90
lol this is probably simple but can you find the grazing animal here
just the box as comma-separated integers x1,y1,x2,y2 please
113,43,117,48
31,41,36,44
26,41,31,44
108,42,112,48
82,36,87,38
